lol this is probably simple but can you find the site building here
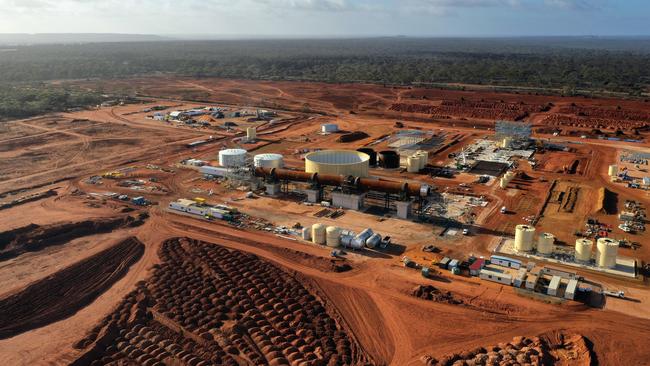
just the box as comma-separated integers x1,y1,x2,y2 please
490,255,522,269
469,258,486,276
479,268,513,285
547,276,562,296
564,279,578,300
513,268,528,288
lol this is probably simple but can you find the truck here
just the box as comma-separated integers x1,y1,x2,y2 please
603,290,625,299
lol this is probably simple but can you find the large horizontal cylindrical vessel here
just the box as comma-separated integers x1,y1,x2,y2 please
596,238,618,268
514,224,535,252
537,233,554,255
305,150,370,178
326,226,341,248
219,148,247,167
575,238,593,262
365,233,382,249
311,223,326,245
253,153,284,169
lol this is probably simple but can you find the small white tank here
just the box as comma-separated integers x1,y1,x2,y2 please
301,227,311,241
596,238,618,268
514,224,535,252
417,151,429,169
608,165,618,177
537,233,554,255
575,238,593,262
326,226,341,248
407,155,420,173
218,149,247,167
352,228,373,249
311,223,326,245
253,153,284,169
246,127,257,141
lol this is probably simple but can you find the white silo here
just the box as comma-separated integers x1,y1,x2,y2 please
407,155,420,173
514,224,535,252
575,238,593,263
608,165,618,177
218,149,247,167
246,127,257,141
416,151,428,169
311,223,326,245
596,238,618,268
301,227,311,241
537,233,554,255
325,226,341,248
253,153,284,169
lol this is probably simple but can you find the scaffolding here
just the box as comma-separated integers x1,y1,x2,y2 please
224,156,256,189
495,120,532,140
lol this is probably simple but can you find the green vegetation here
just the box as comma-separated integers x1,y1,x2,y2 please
0,37,648,119
0,84,106,120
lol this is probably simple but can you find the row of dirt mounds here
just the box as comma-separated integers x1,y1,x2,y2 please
264,246,353,273
558,104,650,122
421,331,593,366
0,236,144,339
72,237,370,366
0,213,148,261
412,285,463,305
0,189,57,210
541,114,648,131
411,285,519,316
389,100,545,121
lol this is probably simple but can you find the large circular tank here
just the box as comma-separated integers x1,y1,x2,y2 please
514,224,535,252
253,153,284,169
357,148,377,166
596,238,618,268
326,226,341,248
575,238,593,262
406,155,420,173
311,223,326,245
246,127,257,141
537,233,554,255
305,150,370,177
379,151,400,169
218,149,247,167
321,123,339,133
608,165,618,177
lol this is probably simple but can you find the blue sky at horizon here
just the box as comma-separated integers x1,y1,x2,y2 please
0,0,647,36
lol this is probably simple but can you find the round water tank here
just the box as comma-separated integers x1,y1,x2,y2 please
246,127,257,141
357,148,377,166
311,223,326,245
365,233,382,249
379,151,400,169
406,155,420,173
417,151,428,169
537,233,554,255
575,238,593,262
254,153,284,169
326,226,341,248
321,123,338,133
219,149,247,167
596,238,618,268
608,165,618,177
514,224,535,252
305,150,370,177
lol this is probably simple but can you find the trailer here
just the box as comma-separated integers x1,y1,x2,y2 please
564,279,578,300
547,276,561,297
479,269,512,285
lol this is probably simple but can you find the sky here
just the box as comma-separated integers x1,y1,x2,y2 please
0,0,648,37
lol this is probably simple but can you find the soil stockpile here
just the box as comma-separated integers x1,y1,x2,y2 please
72,237,369,366
0,237,144,339
0,214,147,261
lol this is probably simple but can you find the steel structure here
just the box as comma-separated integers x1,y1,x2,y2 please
495,120,532,140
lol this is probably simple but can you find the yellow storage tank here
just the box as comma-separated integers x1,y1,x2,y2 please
246,127,257,141
305,150,370,178
537,233,554,255
325,226,341,248
514,224,535,252
416,151,428,169
608,165,618,177
575,238,593,262
596,238,618,268
311,223,326,245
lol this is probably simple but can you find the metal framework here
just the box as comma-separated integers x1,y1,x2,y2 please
495,120,532,140
621,150,650,161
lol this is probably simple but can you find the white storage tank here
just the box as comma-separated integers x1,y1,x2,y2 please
311,223,327,245
352,228,373,249
301,227,311,241
218,149,247,167
514,224,535,252
575,238,593,262
406,155,420,173
365,233,382,249
246,127,257,141
537,233,554,255
326,226,342,248
596,238,618,268
608,165,618,177
418,151,429,169
253,153,284,169
321,123,339,133
499,177,509,189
